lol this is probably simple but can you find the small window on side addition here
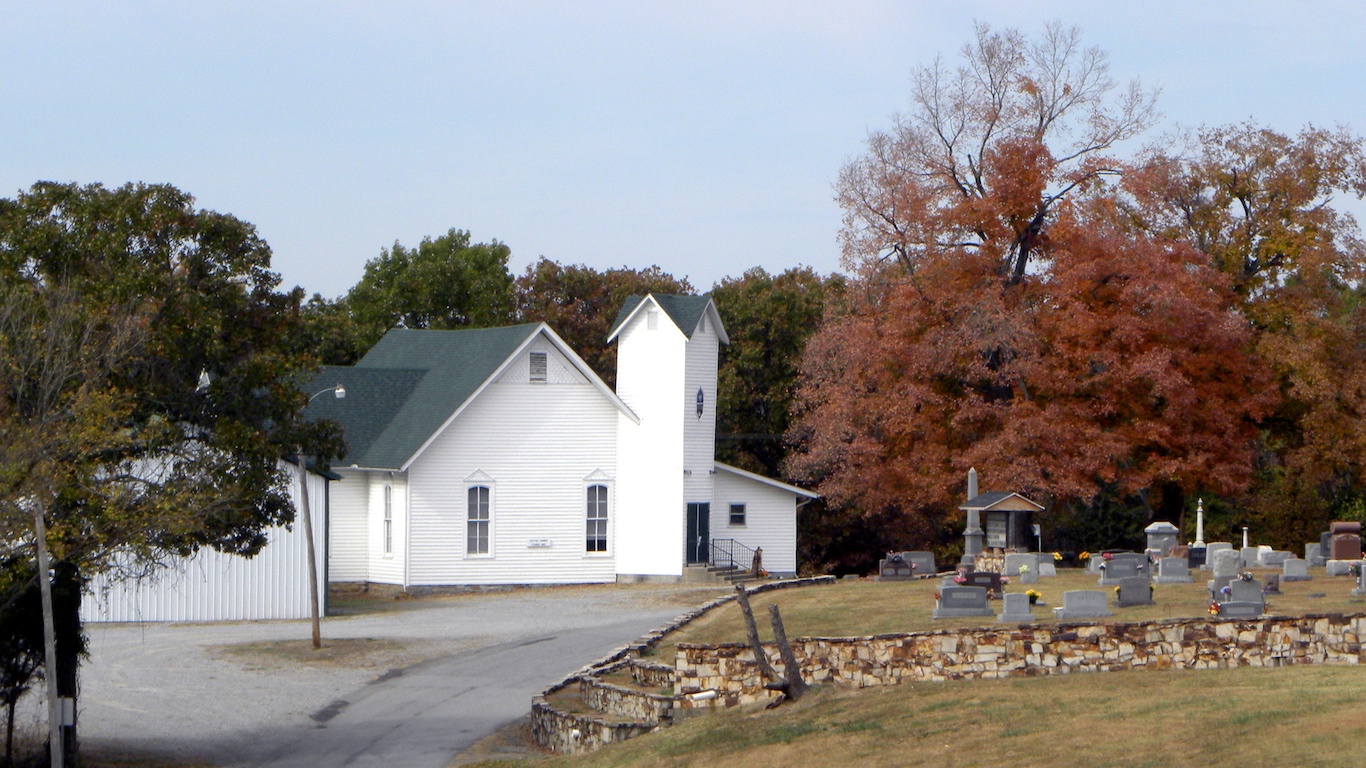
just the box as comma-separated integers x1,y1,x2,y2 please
729,503,746,526
529,351,548,383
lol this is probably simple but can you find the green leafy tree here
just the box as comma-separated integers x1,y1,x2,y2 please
710,267,844,478
0,181,341,762
515,258,693,387
345,228,515,350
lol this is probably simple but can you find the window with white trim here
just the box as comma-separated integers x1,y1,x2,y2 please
586,484,608,553
529,351,547,383
467,485,491,555
383,485,393,556
729,503,746,527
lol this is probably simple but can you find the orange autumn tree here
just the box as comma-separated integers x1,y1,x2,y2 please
1121,124,1366,542
787,22,1280,551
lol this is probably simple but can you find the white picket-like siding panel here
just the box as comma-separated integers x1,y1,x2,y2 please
712,469,800,575
683,318,718,508
614,309,686,577
328,469,370,582
81,467,328,622
405,345,619,585
367,472,407,585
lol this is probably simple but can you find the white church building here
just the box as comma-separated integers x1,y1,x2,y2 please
84,293,814,621
307,293,815,588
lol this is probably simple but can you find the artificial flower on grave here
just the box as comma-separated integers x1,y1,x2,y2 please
1018,563,1031,576
953,574,967,585
1113,585,1122,597
1079,551,1091,562
1052,551,1063,562
1000,576,1011,585
1025,589,1042,605
1208,601,1221,616
934,590,941,601
1102,552,1114,561
1238,571,1254,582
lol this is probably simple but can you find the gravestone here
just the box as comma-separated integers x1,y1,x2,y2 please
1218,602,1264,619
1226,576,1264,608
1263,574,1281,594
904,551,937,575
1259,550,1292,568
1330,521,1362,560
1144,521,1180,557
1240,547,1262,569
1305,543,1325,567
1114,576,1154,607
1207,574,1234,601
1098,553,1147,586
997,592,1035,622
961,571,1005,597
1155,557,1193,584
1037,556,1058,577
1282,558,1310,582
878,553,915,580
1187,546,1207,570
1052,590,1114,620
1085,555,1104,573
932,586,994,618
1004,553,1039,584
1326,560,1356,577
1211,548,1242,579
1203,542,1233,570
1352,565,1366,598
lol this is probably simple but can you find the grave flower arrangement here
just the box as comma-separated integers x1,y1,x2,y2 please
1052,551,1063,562
1025,589,1042,605
953,573,967,585
1079,551,1091,562
1018,563,1031,576
1208,601,1221,616
1238,571,1255,582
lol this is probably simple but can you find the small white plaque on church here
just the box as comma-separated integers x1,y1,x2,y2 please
527,538,552,548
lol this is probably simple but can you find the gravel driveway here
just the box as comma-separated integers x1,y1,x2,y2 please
74,584,728,766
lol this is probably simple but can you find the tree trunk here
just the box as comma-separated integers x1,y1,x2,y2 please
733,586,779,683
767,604,807,701
54,563,84,767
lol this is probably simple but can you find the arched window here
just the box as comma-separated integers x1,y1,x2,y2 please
586,484,608,553
383,485,393,556
468,485,491,555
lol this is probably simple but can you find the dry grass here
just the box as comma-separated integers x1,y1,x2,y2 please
646,568,1365,659
209,636,412,669
463,568,1366,768
501,664,1366,768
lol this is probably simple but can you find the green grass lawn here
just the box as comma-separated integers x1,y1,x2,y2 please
477,568,1366,768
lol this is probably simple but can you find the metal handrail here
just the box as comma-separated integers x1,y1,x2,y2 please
710,538,759,572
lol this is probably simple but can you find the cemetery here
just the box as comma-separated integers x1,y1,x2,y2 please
532,506,1366,763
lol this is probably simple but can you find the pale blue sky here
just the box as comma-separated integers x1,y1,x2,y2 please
4,2,1363,299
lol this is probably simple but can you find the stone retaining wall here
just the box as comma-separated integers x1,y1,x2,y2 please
579,676,674,725
676,612,1366,707
530,680,658,755
530,576,836,751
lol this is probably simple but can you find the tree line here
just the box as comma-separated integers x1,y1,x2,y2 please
5,20,1366,762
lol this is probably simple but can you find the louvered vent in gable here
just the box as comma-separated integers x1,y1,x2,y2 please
529,351,548,383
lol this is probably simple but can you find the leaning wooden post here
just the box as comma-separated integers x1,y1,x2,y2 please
734,585,779,683
768,604,807,701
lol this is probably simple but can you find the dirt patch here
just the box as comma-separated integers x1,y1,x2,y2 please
448,716,546,766
209,637,410,669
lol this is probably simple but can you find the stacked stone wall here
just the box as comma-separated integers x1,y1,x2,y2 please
579,677,674,725
676,612,1366,707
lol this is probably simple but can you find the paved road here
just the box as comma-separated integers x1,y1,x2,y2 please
77,585,722,767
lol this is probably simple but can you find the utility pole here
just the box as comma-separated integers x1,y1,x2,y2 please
33,502,63,768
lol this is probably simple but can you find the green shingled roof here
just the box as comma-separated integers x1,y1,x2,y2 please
607,293,714,340
303,324,540,469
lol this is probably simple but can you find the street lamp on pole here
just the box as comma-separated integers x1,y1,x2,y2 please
300,384,345,650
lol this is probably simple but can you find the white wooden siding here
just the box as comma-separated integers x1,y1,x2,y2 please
682,315,718,507
614,307,687,577
712,469,800,575
82,466,329,622
328,469,370,582
405,336,619,585
367,472,407,585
